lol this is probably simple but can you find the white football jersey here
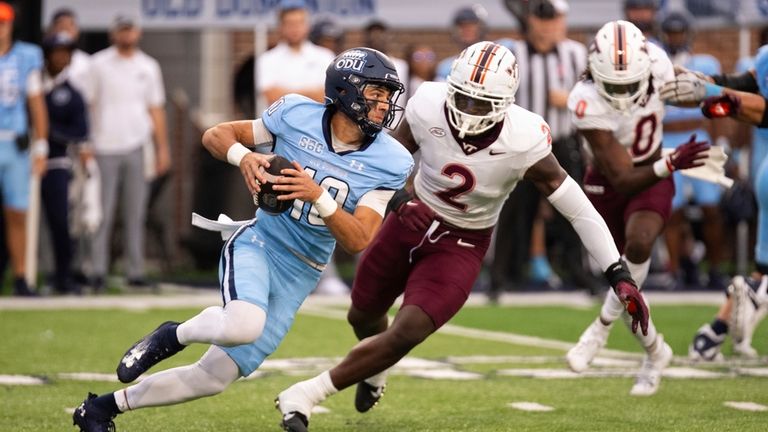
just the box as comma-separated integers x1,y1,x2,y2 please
408,82,552,230
567,42,674,164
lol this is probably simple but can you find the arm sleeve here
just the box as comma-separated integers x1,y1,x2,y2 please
547,175,620,270
251,118,275,151
26,69,42,96
358,189,397,218
711,71,759,93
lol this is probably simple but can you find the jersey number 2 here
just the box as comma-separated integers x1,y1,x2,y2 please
436,164,475,212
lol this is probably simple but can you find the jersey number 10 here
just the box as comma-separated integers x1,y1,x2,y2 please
289,167,350,226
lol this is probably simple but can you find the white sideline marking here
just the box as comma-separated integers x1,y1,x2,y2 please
735,367,768,377
403,369,483,380
497,367,727,379
0,375,45,385
724,401,768,412
508,402,555,412
58,372,122,382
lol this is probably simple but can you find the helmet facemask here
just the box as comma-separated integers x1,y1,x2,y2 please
591,69,650,111
446,80,512,138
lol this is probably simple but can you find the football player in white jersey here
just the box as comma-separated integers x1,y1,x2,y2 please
276,41,649,432
565,20,711,396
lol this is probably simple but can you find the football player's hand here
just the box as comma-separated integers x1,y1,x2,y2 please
660,71,709,105
271,160,324,203
396,199,435,231
239,152,271,194
666,134,710,171
701,93,741,119
604,260,649,335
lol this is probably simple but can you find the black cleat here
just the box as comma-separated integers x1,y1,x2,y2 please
275,397,309,432
72,393,116,432
354,381,386,413
116,321,185,383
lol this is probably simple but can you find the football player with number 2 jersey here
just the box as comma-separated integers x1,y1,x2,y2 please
276,41,649,432
565,20,710,396
72,47,413,431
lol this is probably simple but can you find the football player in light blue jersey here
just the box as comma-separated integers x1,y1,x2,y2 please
662,44,768,360
72,47,413,431
660,11,728,290
0,1,48,297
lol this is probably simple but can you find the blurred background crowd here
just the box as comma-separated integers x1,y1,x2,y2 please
1,0,767,297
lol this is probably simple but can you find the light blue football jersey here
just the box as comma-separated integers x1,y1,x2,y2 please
664,54,721,126
0,42,43,136
258,94,413,267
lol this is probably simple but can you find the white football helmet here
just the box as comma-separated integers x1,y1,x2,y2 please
588,20,652,111
446,41,519,138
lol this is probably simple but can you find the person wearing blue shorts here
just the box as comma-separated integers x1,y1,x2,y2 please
71,47,413,431
0,2,48,296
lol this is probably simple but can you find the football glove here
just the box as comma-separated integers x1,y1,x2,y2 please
605,259,649,335
701,93,741,119
659,71,708,104
669,134,710,171
397,199,436,231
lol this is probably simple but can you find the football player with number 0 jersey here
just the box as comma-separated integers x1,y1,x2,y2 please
72,47,412,431
276,41,650,432
565,20,711,396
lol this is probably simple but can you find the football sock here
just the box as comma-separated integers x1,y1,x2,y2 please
600,289,625,324
627,314,659,351
364,369,388,388
177,300,266,346
92,392,121,416
305,371,339,402
710,318,729,336
624,256,650,288
118,346,239,411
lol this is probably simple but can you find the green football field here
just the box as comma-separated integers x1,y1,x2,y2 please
1,298,767,431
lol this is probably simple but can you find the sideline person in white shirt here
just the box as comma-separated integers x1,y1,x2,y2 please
87,15,170,291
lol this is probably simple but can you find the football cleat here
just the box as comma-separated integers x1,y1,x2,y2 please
275,397,309,432
116,321,185,383
688,324,725,362
729,275,768,350
733,340,759,359
630,335,673,396
355,381,386,413
72,393,116,432
566,318,610,373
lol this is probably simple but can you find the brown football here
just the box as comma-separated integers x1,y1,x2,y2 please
254,154,295,215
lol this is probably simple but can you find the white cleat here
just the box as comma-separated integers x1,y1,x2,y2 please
630,335,673,397
566,318,610,373
730,275,768,346
732,340,759,359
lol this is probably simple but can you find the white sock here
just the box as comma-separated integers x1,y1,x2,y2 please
624,312,659,351
280,371,338,417
177,300,266,346
624,256,650,288
600,289,625,324
116,346,240,411
364,369,388,388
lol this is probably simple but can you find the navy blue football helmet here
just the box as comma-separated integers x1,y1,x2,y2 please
325,47,404,137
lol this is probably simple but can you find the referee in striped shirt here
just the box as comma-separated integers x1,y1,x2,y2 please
490,0,595,297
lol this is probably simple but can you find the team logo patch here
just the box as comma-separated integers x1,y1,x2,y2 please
335,49,368,73
429,127,446,137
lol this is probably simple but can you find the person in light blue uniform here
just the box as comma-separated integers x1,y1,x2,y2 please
662,43,768,360
660,11,727,289
0,1,48,296
72,47,413,431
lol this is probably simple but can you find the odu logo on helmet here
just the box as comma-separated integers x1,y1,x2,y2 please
335,49,368,72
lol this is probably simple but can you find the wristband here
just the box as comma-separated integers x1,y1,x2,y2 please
31,138,49,157
652,157,673,178
314,188,338,218
226,142,251,167
704,82,724,98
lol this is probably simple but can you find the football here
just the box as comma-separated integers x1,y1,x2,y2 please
254,154,295,215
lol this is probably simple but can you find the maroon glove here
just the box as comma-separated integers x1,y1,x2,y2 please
397,199,436,231
604,260,649,335
668,134,710,171
701,93,741,119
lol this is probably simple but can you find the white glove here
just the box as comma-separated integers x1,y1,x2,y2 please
661,146,733,188
81,158,103,234
660,71,708,104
